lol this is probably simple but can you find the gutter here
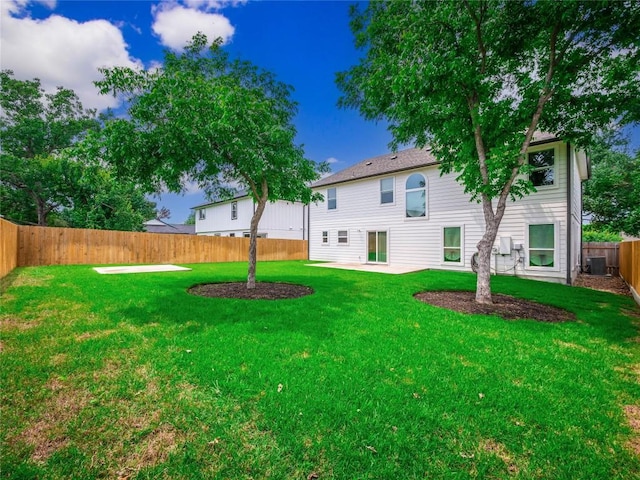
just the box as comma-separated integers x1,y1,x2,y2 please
566,143,572,285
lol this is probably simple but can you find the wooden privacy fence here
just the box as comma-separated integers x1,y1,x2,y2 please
0,218,307,277
582,242,620,276
619,240,640,301
0,218,19,279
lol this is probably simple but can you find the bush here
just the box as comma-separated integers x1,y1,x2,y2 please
582,226,622,242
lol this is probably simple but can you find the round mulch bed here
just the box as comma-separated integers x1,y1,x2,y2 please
414,291,575,322
188,282,313,300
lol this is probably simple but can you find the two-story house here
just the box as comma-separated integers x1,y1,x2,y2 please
193,193,308,240
309,134,589,284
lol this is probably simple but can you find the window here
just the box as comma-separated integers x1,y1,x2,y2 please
327,188,336,210
198,209,206,220
406,173,426,218
243,232,267,238
368,231,388,263
322,231,329,244
229,233,235,237
443,226,462,263
231,201,238,220
529,149,555,187
528,223,555,268
380,177,394,204
337,230,349,244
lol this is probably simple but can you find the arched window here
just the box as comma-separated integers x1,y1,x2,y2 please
405,173,426,217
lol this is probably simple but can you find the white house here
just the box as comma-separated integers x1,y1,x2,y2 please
309,134,589,284
193,193,308,240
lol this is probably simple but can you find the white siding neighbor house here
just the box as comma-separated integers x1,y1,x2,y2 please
193,193,308,240
309,134,589,284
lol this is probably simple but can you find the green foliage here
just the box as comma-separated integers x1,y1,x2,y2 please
2,262,639,478
93,34,327,204
93,33,329,286
583,146,640,236
338,0,640,301
0,71,152,230
582,225,623,243
184,211,196,225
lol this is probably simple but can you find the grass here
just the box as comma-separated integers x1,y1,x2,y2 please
1,260,639,479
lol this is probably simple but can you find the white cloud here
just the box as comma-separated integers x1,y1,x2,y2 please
326,157,340,164
151,3,234,51
1,0,142,112
184,0,247,11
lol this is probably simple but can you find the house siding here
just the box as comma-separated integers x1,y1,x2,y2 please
196,197,306,239
310,140,575,283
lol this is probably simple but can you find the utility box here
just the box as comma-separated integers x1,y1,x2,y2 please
587,256,607,275
499,236,512,255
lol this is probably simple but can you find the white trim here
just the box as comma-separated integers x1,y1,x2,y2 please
321,230,329,246
527,145,559,191
337,229,349,245
525,222,560,272
405,172,428,220
380,177,395,206
366,230,389,264
327,187,337,211
441,225,464,266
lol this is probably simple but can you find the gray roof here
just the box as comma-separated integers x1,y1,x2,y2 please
144,219,195,235
313,133,560,188
313,147,439,188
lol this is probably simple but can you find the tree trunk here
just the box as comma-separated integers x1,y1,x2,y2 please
246,194,268,290
475,202,500,304
35,197,48,226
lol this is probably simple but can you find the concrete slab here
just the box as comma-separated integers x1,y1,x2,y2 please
305,262,425,275
93,265,192,274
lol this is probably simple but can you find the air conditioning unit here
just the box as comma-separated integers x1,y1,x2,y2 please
586,256,607,276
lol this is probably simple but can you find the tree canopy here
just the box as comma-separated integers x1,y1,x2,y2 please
583,146,640,237
0,71,156,230
93,34,327,287
338,0,640,302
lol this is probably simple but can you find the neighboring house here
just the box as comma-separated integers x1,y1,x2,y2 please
193,192,308,239
144,218,196,235
309,134,589,284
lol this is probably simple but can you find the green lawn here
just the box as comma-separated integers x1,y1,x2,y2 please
1,261,639,479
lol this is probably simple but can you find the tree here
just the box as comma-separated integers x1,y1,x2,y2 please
583,146,640,236
0,70,99,225
184,211,196,225
337,1,640,303
93,34,327,288
58,160,156,231
1,71,158,230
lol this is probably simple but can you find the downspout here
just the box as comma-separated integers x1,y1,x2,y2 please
566,143,572,285
306,202,310,259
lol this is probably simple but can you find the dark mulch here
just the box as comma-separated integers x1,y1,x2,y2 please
414,290,576,322
188,282,314,300
573,274,632,297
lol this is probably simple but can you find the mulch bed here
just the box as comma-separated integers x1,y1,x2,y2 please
573,274,632,297
414,291,576,322
188,282,313,300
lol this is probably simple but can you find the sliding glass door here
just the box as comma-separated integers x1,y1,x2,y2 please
367,231,388,263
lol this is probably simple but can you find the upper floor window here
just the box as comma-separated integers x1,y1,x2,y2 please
380,177,394,204
529,149,555,187
198,209,206,220
406,173,426,218
231,201,238,220
327,188,337,210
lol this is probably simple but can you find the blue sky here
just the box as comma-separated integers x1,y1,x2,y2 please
2,0,638,223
